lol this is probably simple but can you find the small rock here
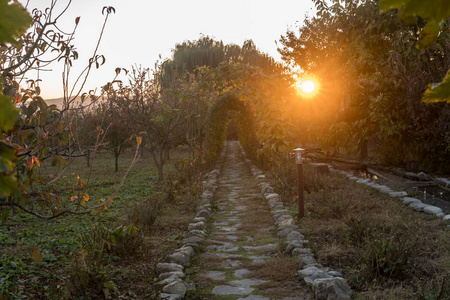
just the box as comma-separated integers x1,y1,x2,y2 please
423,206,443,216
188,221,206,231
435,178,450,187
165,252,190,267
196,210,210,219
299,255,317,269
154,274,182,292
417,172,429,180
402,197,422,205
174,246,194,257
162,281,186,298
183,235,205,245
292,248,312,256
158,271,185,281
187,229,206,237
443,215,450,221
327,270,343,277
277,227,294,237
201,192,213,202
409,202,429,211
389,191,408,198
212,285,254,296
278,224,300,231
286,231,305,241
265,193,279,200
159,293,182,299
313,277,352,300
298,266,332,285
156,263,184,274
192,217,207,223
234,269,251,278
285,240,304,254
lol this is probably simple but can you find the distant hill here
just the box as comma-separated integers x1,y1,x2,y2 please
45,96,91,108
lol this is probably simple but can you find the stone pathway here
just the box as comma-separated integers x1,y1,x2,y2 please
187,141,310,299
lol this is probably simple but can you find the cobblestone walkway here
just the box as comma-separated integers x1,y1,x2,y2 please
188,141,310,299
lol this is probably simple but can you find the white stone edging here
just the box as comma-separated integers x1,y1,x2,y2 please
329,166,450,221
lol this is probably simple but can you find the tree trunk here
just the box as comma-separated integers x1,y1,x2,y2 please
86,149,90,167
360,139,368,159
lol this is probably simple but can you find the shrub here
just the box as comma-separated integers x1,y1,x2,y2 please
361,232,414,282
128,196,160,232
68,223,141,297
79,223,142,258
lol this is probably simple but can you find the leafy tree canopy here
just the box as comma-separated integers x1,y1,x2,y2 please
380,0,450,102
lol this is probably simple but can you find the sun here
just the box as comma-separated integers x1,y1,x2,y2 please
300,80,316,94
295,78,319,97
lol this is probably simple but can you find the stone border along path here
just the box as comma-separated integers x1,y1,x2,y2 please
328,166,450,223
154,141,352,300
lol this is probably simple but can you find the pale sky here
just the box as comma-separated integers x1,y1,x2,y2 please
20,0,315,99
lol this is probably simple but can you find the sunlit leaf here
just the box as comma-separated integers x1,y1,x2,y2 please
422,69,450,103
0,91,19,132
416,20,442,49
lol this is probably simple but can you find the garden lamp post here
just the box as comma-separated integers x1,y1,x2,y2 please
294,148,305,218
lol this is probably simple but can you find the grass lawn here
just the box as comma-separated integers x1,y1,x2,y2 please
0,147,201,299
275,164,450,299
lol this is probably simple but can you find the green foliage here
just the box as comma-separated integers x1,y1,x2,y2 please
0,141,16,196
79,223,141,262
379,0,450,103
379,0,450,49
280,0,450,171
0,0,30,197
0,0,32,46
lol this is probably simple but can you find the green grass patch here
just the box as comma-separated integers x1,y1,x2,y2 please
0,147,199,299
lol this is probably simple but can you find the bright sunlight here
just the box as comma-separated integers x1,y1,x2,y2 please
301,80,316,94
295,78,318,97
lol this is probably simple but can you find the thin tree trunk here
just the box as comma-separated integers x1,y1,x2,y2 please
360,139,368,159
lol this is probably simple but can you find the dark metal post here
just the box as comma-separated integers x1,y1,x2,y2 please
294,148,305,218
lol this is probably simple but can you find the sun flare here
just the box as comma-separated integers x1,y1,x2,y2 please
295,78,319,97
300,80,316,94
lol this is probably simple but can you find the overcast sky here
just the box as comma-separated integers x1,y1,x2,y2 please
21,0,315,99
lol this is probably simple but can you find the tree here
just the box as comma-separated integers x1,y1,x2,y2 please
379,0,450,103
104,66,184,181
279,0,450,171
0,1,119,219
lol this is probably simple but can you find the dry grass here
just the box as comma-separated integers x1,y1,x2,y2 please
283,170,450,299
247,256,298,281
